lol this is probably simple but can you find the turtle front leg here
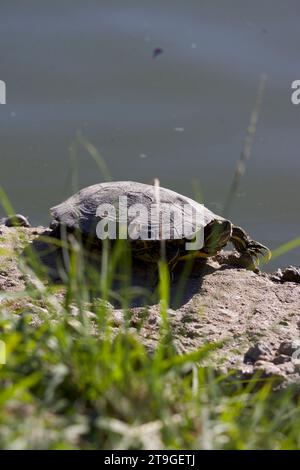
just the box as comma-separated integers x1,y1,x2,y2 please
230,226,271,265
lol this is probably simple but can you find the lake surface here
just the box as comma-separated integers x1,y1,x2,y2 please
0,0,299,270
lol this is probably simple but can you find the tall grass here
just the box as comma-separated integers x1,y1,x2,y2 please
223,74,267,217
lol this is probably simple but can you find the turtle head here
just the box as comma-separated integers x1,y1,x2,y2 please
230,226,271,265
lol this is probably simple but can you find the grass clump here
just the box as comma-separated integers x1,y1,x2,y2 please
1,304,300,450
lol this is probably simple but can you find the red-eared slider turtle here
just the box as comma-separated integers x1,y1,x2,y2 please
49,181,270,270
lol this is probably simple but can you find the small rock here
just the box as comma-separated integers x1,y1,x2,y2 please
277,362,295,375
279,320,289,326
25,303,48,316
282,266,300,283
271,266,300,284
244,342,272,364
129,327,137,334
241,364,254,375
167,308,178,317
254,361,284,378
294,363,300,374
111,310,124,327
148,316,157,326
182,312,195,322
254,360,272,368
273,354,291,365
85,310,96,320
270,269,283,282
70,305,96,319
278,340,300,357
2,214,30,228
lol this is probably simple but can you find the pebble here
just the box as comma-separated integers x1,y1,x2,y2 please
278,340,300,357
244,342,272,364
273,354,291,365
253,361,283,378
2,214,30,228
271,266,300,284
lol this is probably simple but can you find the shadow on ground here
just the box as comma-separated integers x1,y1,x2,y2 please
23,230,217,308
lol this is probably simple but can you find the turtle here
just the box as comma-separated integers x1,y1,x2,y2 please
49,181,271,271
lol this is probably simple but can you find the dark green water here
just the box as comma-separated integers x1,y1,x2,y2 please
0,0,299,270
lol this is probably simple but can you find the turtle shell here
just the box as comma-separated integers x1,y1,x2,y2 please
50,181,223,241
